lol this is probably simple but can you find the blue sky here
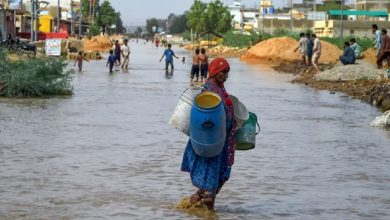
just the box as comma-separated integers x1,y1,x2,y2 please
110,0,352,26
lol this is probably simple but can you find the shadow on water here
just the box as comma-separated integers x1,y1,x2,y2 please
0,40,389,219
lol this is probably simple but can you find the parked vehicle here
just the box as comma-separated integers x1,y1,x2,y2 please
9,37,37,58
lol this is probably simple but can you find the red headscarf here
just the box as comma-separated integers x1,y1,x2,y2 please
208,57,230,78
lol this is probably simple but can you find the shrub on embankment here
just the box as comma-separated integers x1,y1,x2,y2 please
320,37,373,51
0,49,73,97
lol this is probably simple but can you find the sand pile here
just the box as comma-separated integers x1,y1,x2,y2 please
110,34,124,42
83,35,113,52
242,37,342,64
314,61,382,81
363,48,377,65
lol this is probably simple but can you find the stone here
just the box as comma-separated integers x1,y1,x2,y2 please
370,110,390,128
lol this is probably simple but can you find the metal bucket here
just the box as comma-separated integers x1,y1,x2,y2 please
169,86,203,136
229,95,249,130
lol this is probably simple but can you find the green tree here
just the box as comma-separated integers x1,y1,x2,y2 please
170,14,187,34
186,0,207,34
115,12,126,33
187,0,232,34
136,26,143,35
81,0,100,17
204,0,231,33
95,1,117,34
146,18,159,34
317,0,350,12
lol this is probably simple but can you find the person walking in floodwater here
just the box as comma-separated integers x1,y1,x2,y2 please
106,50,116,73
114,40,121,66
191,48,200,82
199,48,209,82
73,51,89,71
312,34,322,73
181,57,236,211
121,39,130,69
159,43,179,70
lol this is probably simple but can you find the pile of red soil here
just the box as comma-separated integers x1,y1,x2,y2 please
241,37,342,64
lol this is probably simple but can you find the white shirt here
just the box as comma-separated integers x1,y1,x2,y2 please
121,44,130,56
313,38,321,55
298,37,308,55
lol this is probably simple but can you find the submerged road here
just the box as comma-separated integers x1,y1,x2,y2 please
0,40,390,220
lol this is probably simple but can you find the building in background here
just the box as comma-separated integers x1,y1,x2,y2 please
0,0,22,39
355,0,390,11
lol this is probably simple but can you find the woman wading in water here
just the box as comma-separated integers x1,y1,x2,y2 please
181,58,236,210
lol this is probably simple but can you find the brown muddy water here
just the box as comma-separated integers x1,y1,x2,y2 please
1,41,390,220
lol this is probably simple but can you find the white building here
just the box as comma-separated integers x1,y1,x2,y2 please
228,0,260,30
45,0,80,10
228,0,243,26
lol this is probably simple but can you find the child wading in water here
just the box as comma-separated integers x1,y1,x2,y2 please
74,51,89,71
106,50,116,73
191,48,200,83
199,48,209,82
159,43,179,70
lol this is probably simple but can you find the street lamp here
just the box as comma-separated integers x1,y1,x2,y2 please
290,0,293,34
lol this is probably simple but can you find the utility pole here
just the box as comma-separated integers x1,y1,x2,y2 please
31,0,35,41
290,0,293,34
261,2,265,33
340,0,344,39
313,0,316,20
79,0,83,35
34,0,38,41
70,0,74,35
57,0,60,32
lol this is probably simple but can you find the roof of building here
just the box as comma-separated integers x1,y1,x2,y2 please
329,10,388,17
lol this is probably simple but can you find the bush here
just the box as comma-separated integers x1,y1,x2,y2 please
0,49,73,97
222,31,271,48
320,37,373,51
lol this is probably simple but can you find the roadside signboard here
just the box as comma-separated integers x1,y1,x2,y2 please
45,39,62,56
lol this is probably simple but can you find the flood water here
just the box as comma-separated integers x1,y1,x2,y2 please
1,41,390,220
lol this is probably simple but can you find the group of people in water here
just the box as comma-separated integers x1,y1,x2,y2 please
190,48,209,83
106,39,131,73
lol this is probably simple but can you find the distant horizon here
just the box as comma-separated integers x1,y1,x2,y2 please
110,0,355,26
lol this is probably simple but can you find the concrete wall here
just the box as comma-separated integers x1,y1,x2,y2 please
258,18,390,39
314,20,390,38
258,18,314,34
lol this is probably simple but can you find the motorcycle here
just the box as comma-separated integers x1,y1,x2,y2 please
9,38,37,58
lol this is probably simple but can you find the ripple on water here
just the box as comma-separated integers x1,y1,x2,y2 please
1,42,390,219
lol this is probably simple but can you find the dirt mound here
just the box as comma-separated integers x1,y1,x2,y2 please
110,34,124,42
83,35,113,52
363,48,377,65
242,37,342,64
321,41,343,64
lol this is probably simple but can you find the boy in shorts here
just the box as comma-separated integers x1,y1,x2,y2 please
191,48,200,82
199,48,209,82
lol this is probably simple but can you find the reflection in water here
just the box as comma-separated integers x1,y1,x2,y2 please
165,69,174,79
0,40,389,220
